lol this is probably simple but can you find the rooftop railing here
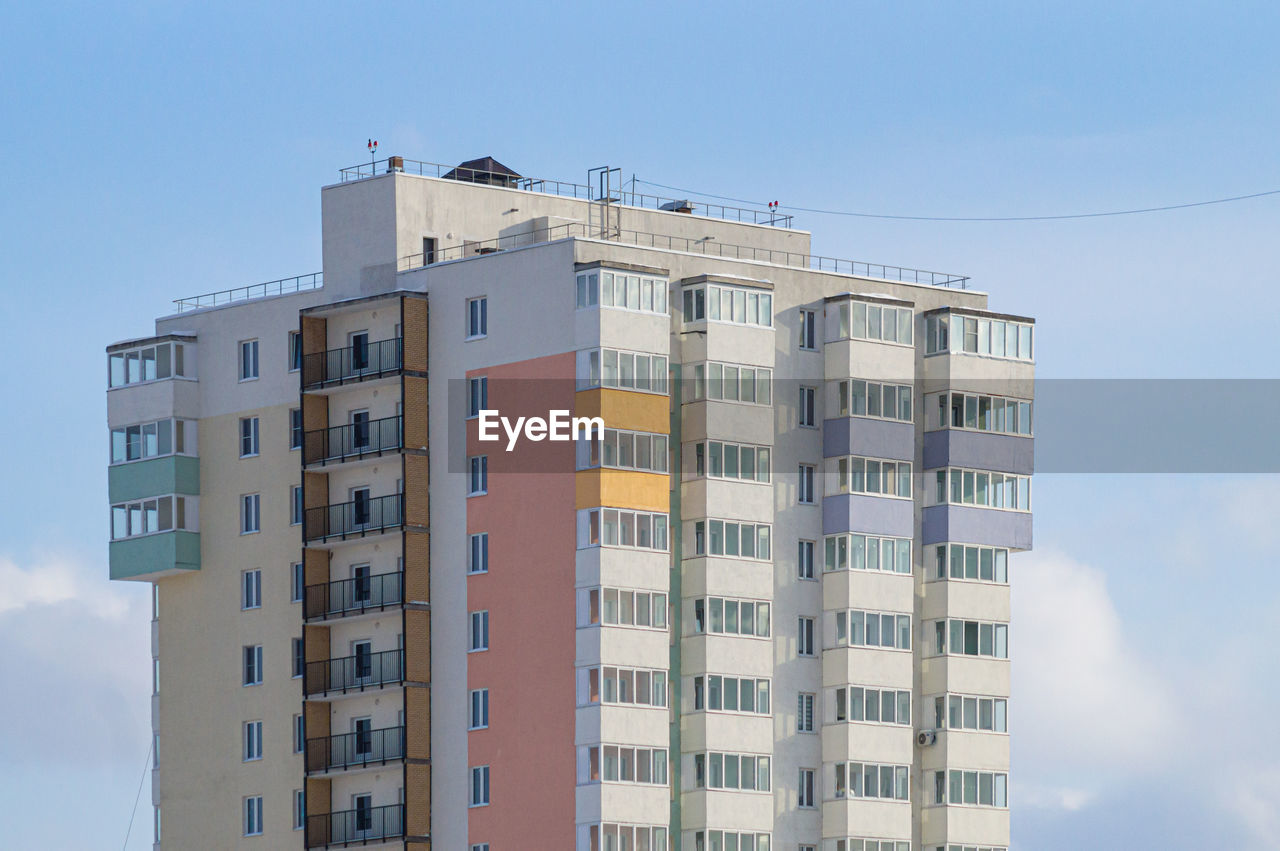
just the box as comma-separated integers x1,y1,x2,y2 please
339,157,794,228
172,272,321,313
398,222,969,289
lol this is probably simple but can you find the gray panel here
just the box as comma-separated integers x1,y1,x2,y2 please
823,493,915,537
823,417,914,461
922,504,1033,550
923,430,1034,474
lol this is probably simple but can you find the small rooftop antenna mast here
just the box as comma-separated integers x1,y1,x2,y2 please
367,139,379,176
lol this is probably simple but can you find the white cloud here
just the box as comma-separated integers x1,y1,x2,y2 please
0,556,80,614
1012,548,1183,773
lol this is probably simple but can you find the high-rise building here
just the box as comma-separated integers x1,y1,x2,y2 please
106,156,1034,851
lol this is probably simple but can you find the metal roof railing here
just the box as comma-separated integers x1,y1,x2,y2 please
173,272,322,312
339,157,795,228
398,222,968,289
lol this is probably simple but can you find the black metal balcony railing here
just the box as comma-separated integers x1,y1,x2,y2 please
304,493,403,543
304,415,403,466
305,571,404,621
306,725,405,774
302,338,402,389
305,648,404,696
307,803,404,848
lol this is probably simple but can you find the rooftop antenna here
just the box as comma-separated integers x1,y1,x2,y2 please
367,139,379,176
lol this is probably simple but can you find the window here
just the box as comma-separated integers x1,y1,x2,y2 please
838,380,913,422
471,845,491,851
239,417,260,457
834,300,914,345
468,533,489,574
931,390,1032,436
932,468,1031,511
692,752,770,791
798,386,816,427
691,519,771,560
586,745,669,786
290,408,303,450
578,428,670,474
243,796,263,835
470,765,491,806
290,485,303,526
693,832,771,851
293,637,304,678
469,611,489,652
586,826,670,851
931,543,1009,583
798,540,816,580
798,693,816,733
934,693,1008,733
798,464,815,504
824,534,912,574
578,508,669,551
110,418,196,464
692,675,768,714
470,688,490,730
693,440,769,482
239,340,259,381
576,348,670,394
294,714,305,753
833,762,910,801
836,842,909,851
243,721,262,761
799,309,817,350
468,376,488,418
584,667,669,708
937,769,1009,807
933,619,1009,659
834,686,912,725
239,494,260,534
579,270,669,314
108,340,189,387
291,562,304,603
683,361,772,405
681,283,772,327
835,456,913,498
798,768,816,807
293,789,305,831
579,588,668,631
467,297,488,339
243,645,263,686
153,658,159,694
798,617,815,657
241,570,261,610
836,610,912,651
692,596,769,637
468,456,488,496
110,495,195,540
925,311,1033,361
289,331,302,372
422,237,437,265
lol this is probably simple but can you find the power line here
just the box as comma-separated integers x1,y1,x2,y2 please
121,738,154,851
634,177,1280,222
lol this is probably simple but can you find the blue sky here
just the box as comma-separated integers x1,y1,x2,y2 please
2,1,1279,847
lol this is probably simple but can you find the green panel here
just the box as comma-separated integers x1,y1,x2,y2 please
108,456,200,503
109,531,200,581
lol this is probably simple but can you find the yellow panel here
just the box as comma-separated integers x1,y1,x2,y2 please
576,469,670,512
575,388,670,435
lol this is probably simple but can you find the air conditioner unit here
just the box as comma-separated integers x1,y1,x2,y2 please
917,730,938,747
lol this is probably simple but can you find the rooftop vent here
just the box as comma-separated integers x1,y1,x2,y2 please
443,156,522,188
659,199,695,214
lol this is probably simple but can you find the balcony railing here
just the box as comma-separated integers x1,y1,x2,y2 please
304,571,404,622
307,803,404,849
304,415,403,467
173,272,322,313
302,338,403,390
305,648,404,696
397,220,968,289
304,494,403,544
306,725,405,774
338,157,794,227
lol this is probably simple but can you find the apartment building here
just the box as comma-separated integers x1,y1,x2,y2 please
106,156,1034,851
